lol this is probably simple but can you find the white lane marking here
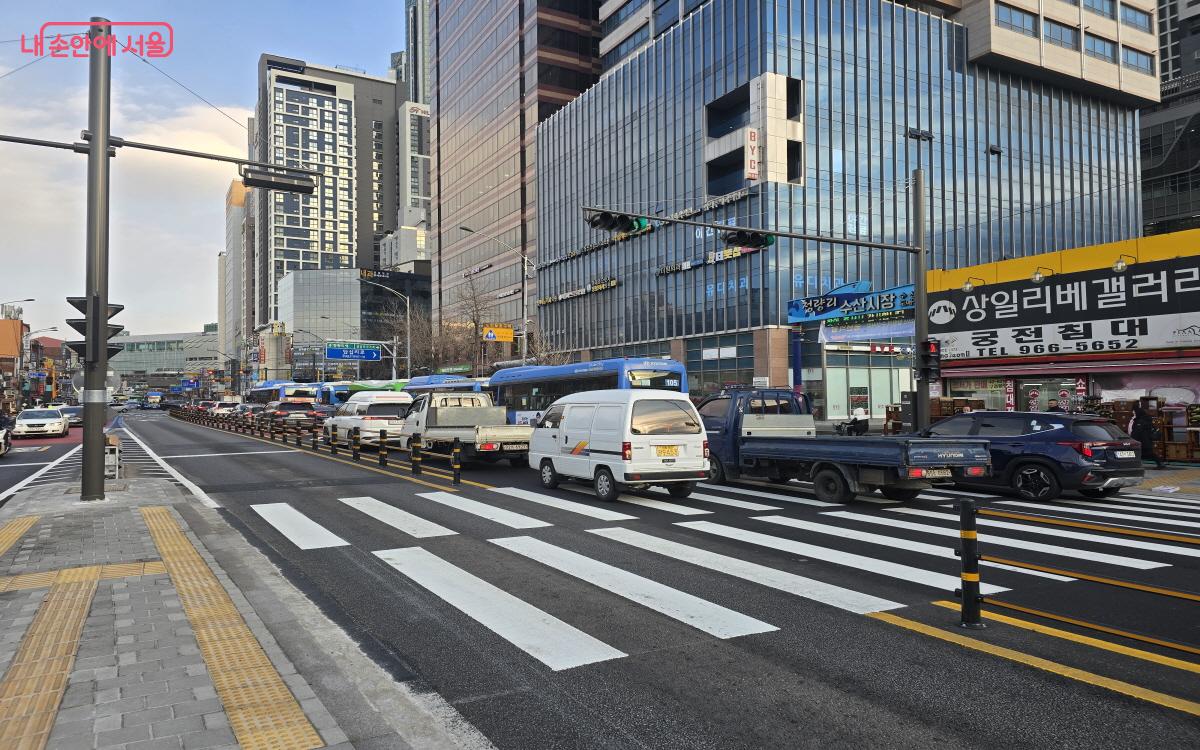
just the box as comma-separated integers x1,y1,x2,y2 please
0,444,81,502
1060,499,1200,518
119,425,220,509
1124,493,1200,506
417,491,551,529
646,486,780,511
915,494,950,501
491,536,777,639
251,503,349,549
590,527,903,614
698,483,840,508
160,449,300,459
340,496,457,538
754,515,1073,581
618,496,712,516
677,521,1009,595
825,511,1166,570
0,462,54,468
996,501,1200,530
854,496,900,505
490,487,638,521
917,487,1000,499
374,547,624,670
888,507,1200,559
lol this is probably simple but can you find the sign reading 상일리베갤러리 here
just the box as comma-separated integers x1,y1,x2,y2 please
926,256,1200,360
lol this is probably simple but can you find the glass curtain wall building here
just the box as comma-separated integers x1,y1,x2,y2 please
538,0,1148,409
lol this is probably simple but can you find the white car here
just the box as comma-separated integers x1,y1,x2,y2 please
529,389,708,502
12,408,70,438
324,392,412,446
0,426,10,457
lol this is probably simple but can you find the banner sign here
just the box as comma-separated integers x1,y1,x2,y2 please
325,342,383,361
789,283,914,324
928,257,1200,360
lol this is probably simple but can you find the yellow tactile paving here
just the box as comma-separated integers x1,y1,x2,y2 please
0,516,39,558
0,566,101,749
0,561,168,593
140,506,323,750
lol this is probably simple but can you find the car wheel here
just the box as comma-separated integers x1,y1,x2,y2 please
594,466,620,502
539,460,559,489
1011,464,1062,502
813,468,853,504
880,487,921,502
667,483,695,499
1079,488,1120,499
707,456,727,484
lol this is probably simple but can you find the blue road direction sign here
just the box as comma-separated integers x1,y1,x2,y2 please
325,341,383,361
181,379,199,389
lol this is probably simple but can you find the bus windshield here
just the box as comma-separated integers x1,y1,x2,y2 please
626,370,684,390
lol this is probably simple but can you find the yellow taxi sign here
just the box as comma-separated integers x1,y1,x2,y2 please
482,324,514,343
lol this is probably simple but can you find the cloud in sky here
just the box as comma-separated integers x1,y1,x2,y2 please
0,81,250,338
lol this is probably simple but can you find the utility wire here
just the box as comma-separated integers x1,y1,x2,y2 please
0,54,47,82
126,52,247,131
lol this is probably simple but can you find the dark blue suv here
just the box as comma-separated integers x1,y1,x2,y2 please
923,411,1144,501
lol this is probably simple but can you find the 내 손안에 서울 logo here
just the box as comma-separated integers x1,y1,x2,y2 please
21,22,173,58
927,299,957,325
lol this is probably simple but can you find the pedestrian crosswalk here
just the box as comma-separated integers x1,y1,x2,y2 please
240,479,1200,672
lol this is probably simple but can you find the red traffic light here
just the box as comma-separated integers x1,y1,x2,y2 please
923,340,941,355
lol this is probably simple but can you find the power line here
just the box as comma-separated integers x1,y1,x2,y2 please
0,54,47,82
126,53,247,131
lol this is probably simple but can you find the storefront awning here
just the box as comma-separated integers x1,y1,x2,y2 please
943,358,1200,378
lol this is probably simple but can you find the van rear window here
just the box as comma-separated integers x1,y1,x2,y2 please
630,400,701,435
366,404,407,416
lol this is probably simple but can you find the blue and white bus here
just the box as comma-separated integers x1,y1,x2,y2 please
490,358,688,424
402,374,484,393
246,381,320,404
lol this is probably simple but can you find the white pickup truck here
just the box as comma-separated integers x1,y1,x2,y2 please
398,392,532,464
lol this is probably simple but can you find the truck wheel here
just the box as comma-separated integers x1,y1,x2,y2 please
594,467,620,502
880,487,921,502
707,457,727,484
667,483,694,499
539,460,559,489
813,468,853,504
1010,463,1061,502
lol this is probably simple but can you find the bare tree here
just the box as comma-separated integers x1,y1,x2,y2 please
449,271,494,376
524,320,573,366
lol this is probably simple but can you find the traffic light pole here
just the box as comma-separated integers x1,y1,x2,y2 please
81,18,113,502
912,168,930,431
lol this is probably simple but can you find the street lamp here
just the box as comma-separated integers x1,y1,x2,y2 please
356,280,412,380
1,298,34,306
460,225,533,363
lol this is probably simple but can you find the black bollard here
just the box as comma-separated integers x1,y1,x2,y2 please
294,423,302,447
956,499,986,629
311,422,319,451
352,427,361,461
379,429,388,467
330,426,338,455
451,437,462,485
411,433,422,475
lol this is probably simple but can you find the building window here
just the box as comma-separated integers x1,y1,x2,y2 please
995,3,1037,37
1120,4,1152,32
1084,0,1116,19
1085,33,1118,62
601,0,647,36
1122,45,1154,74
1044,19,1080,50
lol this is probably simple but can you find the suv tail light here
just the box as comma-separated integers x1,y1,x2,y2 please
1058,441,1095,458
702,440,709,459
273,410,288,416
622,441,632,461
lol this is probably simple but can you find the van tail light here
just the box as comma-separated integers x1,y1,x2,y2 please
622,442,632,461
703,440,709,459
1057,441,1095,458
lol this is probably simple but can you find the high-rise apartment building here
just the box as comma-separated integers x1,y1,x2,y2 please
406,0,431,104
430,0,601,341
251,55,400,323
222,181,247,366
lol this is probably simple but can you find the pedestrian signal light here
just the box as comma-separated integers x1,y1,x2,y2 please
919,339,941,379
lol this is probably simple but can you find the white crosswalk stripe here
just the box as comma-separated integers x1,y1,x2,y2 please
1124,493,1200,506
699,483,840,507
645,486,780,511
252,503,349,549
489,487,638,521
677,521,1009,595
823,510,1166,569
919,487,1001,499
1059,499,1200,519
887,507,1200,559
995,501,1200,530
340,496,457,538
753,516,1073,581
417,491,552,529
617,496,713,516
491,536,777,639
589,527,903,614
1113,495,1200,511
374,547,625,670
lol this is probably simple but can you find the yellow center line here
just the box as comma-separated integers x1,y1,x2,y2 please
979,508,1200,545
930,601,1200,675
980,598,1200,657
141,506,323,750
0,516,39,558
0,566,101,748
980,555,1200,602
0,560,167,593
868,611,1200,718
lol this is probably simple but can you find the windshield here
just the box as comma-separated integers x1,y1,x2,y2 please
630,399,701,435
21,410,61,420
61,407,83,416
277,402,314,412
626,369,684,390
366,404,408,416
1072,421,1130,441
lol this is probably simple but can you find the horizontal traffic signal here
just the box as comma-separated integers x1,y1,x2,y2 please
586,211,648,233
721,229,775,249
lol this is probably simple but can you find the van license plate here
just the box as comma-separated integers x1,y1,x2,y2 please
655,445,680,457
1115,450,1136,458
924,469,952,478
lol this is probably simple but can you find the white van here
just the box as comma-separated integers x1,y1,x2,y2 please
324,391,413,446
529,389,708,502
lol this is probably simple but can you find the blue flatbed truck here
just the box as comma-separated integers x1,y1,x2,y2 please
698,389,992,503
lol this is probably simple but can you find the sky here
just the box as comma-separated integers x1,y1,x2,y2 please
0,1,403,340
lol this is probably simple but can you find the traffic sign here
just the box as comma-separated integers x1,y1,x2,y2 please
325,342,383,361
482,324,514,343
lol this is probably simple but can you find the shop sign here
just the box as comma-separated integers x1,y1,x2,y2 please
537,277,618,306
789,283,915,324
928,256,1200,360
744,128,760,180
1075,377,1087,396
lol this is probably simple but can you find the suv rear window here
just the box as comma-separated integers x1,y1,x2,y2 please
1072,421,1129,440
366,404,407,416
630,400,701,435
277,402,313,412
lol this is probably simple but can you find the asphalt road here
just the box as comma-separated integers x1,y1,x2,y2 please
120,410,1200,749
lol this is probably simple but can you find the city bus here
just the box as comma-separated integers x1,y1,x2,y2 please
318,380,410,404
490,358,688,424
246,381,320,404
402,374,485,394
145,391,164,407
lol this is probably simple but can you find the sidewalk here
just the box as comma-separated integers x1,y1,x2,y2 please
1133,463,1200,496
0,476,490,750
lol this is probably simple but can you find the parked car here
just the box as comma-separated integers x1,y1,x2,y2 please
530,389,708,502
323,392,412,446
924,411,1144,501
0,424,10,457
12,408,70,438
59,406,84,426
259,400,318,427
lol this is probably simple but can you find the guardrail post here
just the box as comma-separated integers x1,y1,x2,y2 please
310,422,319,451
411,433,422,475
956,499,986,629
330,426,338,455
294,423,303,447
451,437,462,485
352,427,361,461
379,429,388,467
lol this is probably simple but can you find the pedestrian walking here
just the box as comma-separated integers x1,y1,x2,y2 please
1128,405,1164,470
